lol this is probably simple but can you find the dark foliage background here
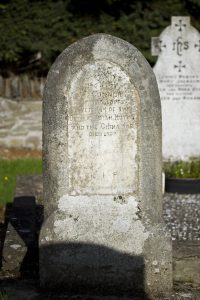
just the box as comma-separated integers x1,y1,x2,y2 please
0,0,199,76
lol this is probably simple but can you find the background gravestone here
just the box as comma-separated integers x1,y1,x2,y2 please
40,34,172,297
152,16,200,161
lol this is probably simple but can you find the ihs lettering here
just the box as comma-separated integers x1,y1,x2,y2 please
172,37,189,56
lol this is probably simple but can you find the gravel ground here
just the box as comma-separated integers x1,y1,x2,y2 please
163,193,200,241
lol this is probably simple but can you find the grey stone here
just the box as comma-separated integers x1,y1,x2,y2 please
2,222,27,275
40,34,172,297
0,97,42,149
152,16,200,160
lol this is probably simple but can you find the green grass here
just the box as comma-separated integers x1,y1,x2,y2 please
164,160,200,179
0,158,42,205
0,290,10,300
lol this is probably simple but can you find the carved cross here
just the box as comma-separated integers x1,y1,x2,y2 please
174,61,186,72
151,37,166,56
158,40,166,51
175,19,187,32
194,40,200,52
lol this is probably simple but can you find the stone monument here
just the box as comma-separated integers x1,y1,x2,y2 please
40,34,172,297
152,16,200,160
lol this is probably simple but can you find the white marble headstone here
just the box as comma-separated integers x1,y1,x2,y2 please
152,16,200,160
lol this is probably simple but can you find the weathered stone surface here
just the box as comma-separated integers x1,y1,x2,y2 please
152,16,200,160
0,97,42,149
2,223,26,275
40,34,172,297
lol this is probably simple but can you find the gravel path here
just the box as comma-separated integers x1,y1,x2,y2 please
163,193,200,241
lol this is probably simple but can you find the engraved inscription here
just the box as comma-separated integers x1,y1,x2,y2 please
157,74,200,101
67,60,139,195
172,37,189,56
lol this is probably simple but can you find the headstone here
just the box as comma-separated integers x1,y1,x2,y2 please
40,34,172,297
152,16,200,161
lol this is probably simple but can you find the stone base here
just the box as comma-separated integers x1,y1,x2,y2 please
40,195,172,297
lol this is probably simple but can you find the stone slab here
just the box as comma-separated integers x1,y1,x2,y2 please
2,223,26,275
0,98,42,150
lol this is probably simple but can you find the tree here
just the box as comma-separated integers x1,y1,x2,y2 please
0,0,199,75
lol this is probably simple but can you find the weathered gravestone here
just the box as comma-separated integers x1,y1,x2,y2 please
40,34,172,297
152,16,200,161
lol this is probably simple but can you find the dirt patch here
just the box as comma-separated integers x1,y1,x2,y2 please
0,147,42,159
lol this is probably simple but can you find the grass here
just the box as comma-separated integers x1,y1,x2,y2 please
0,290,10,300
164,160,200,179
0,158,42,205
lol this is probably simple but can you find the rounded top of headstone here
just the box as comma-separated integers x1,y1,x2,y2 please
45,33,153,86
58,33,143,60
44,33,158,113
